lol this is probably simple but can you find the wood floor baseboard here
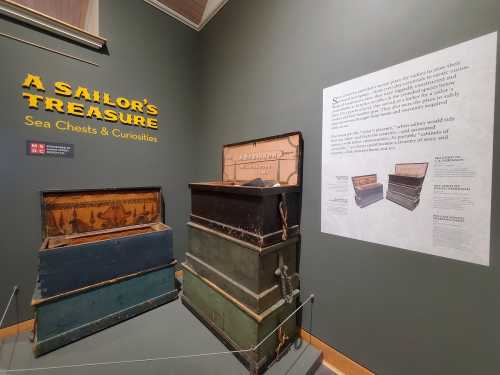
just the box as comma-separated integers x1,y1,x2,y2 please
299,329,375,375
0,319,34,340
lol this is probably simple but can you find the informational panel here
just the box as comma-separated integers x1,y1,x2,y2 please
321,32,497,266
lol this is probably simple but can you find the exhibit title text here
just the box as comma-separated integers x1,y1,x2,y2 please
21,73,160,130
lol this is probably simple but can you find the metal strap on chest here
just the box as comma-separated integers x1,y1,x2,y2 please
275,325,289,358
275,253,294,304
279,193,288,241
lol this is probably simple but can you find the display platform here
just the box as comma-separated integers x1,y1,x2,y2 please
1,300,323,375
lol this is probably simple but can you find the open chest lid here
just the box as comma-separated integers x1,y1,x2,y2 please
352,174,378,189
394,163,428,178
221,132,303,186
41,187,163,239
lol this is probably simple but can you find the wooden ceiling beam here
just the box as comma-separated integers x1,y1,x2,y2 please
156,0,208,26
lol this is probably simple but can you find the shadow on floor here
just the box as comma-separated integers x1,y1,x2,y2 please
1,299,323,375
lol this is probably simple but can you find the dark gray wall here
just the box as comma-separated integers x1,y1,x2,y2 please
0,1,198,325
198,1,500,374
2,1,500,374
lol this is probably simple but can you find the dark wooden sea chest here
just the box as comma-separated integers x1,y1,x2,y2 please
387,163,428,210
388,163,428,188
386,190,420,210
38,187,173,298
182,265,298,374
184,222,299,313
190,132,303,247
351,174,383,207
32,262,178,357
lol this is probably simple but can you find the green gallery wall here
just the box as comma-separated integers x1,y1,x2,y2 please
0,1,198,325
196,1,500,374
1,1,500,374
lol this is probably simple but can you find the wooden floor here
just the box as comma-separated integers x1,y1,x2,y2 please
0,299,322,375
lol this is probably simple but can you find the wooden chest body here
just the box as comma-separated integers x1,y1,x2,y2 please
352,174,383,207
190,132,303,247
38,187,173,298
184,132,303,372
185,222,299,313
33,187,178,356
388,174,426,189
182,265,298,374
33,262,178,357
386,190,421,210
388,180,422,197
190,186,301,248
386,163,428,210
